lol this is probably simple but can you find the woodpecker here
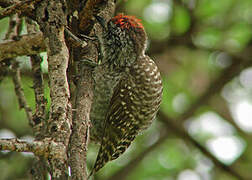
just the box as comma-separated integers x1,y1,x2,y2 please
89,14,163,176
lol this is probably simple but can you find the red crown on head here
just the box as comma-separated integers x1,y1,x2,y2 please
111,14,144,30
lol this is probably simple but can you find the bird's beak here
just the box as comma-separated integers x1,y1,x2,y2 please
94,15,106,30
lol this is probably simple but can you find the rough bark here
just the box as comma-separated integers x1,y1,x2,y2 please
35,1,72,179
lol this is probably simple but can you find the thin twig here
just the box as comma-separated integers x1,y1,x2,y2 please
11,61,34,126
7,14,34,126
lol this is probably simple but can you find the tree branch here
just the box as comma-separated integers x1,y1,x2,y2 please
0,138,65,158
35,1,72,179
0,30,89,61
68,1,116,179
177,55,252,123
0,0,42,19
0,32,45,61
68,64,93,180
158,111,246,180
208,95,252,139
0,0,20,8
78,0,112,33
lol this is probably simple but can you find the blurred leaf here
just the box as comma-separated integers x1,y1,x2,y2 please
194,28,222,49
125,0,152,14
224,22,252,51
171,5,191,35
195,0,235,20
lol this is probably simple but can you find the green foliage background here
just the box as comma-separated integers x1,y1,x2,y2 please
1,0,252,179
